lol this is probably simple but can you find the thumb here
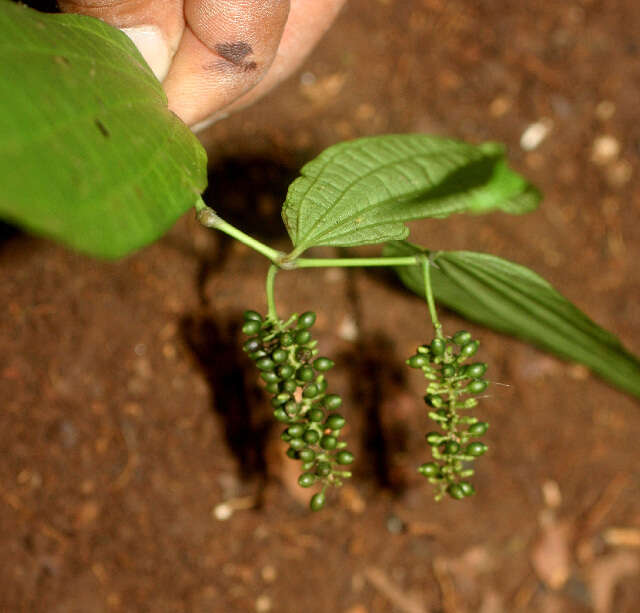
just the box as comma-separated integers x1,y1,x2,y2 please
162,0,290,126
58,0,184,81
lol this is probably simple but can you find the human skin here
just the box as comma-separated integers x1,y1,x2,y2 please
58,0,347,129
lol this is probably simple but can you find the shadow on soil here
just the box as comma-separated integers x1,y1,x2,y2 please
181,311,272,492
182,156,414,499
203,154,299,243
178,155,299,497
0,221,22,252
341,270,411,494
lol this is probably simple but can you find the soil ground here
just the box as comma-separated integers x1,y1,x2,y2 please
2,1,640,611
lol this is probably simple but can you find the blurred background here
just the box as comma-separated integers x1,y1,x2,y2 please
1,0,639,611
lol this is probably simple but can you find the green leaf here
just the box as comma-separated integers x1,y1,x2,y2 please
385,241,640,398
282,134,539,254
0,1,207,258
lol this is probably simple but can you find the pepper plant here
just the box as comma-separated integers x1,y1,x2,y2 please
2,1,639,510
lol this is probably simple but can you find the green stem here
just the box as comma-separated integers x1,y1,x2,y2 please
421,255,443,338
196,200,284,263
196,200,424,271
266,264,279,320
291,256,420,269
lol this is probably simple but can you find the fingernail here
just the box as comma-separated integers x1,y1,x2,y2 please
121,25,171,82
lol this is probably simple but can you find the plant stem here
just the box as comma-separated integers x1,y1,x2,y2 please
291,256,420,269
266,264,279,320
196,200,284,263
196,199,424,270
421,255,443,338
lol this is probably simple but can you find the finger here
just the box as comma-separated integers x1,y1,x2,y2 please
163,0,290,126
222,0,347,116
58,0,184,81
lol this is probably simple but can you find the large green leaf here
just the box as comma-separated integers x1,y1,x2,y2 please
282,134,539,254
384,241,640,398
0,1,207,258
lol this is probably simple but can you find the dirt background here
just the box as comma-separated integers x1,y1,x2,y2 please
2,0,640,611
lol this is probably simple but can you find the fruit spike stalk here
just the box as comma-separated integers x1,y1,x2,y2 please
420,255,443,340
266,264,279,321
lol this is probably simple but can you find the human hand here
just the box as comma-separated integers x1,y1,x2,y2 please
59,0,346,130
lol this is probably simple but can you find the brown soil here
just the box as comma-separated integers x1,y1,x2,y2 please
2,1,640,612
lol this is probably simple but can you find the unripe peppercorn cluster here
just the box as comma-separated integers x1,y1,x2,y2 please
407,330,490,500
242,309,354,511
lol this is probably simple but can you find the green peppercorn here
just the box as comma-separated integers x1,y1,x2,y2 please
303,430,320,445
263,381,278,394
424,394,445,408
461,397,479,409
418,462,440,477
298,473,316,488
302,384,319,399
294,330,311,345
310,491,325,511
425,432,442,446
447,483,465,500
260,371,280,383
325,413,346,431
460,340,480,358
313,357,334,371
289,438,306,451
336,451,354,465
452,330,472,346
465,362,487,379
320,435,338,450
296,366,315,382
273,409,289,423
243,338,261,353
316,379,328,394
459,481,475,497
407,354,429,368
242,320,261,335
280,380,297,394
286,447,298,459
308,409,325,422
277,364,295,379
315,462,332,477
466,379,488,394
297,311,317,329
284,400,299,416
467,421,489,437
298,448,316,462
249,350,267,361
279,332,294,347
256,357,276,371
430,338,446,356
465,442,488,456
442,440,460,455
271,349,288,364
243,310,262,322
324,394,342,410
441,364,456,378
285,425,303,438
